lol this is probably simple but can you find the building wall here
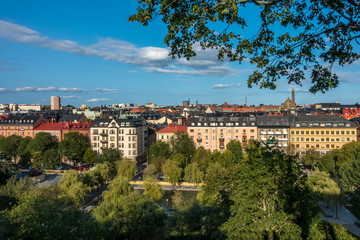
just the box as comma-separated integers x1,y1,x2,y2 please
187,126,258,151
0,125,34,138
156,132,175,143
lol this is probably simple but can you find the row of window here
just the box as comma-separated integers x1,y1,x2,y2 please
93,143,137,149
190,129,255,134
190,135,255,140
93,136,137,141
1,132,31,136
295,144,341,149
0,126,31,130
291,137,353,142
92,129,137,134
291,130,355,135
190,122,256,127
294,122,350,127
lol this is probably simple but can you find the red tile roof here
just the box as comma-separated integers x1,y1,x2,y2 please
63,121,91,130
34,122,65,131
156,123,187,133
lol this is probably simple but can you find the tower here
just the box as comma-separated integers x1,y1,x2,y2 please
51,96,61,110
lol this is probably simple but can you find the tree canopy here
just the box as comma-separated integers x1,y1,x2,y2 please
130,0,360,93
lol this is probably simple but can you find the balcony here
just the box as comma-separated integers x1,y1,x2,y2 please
220,145,224,149
197,138,202,142
268,131,274,134
219,138,225,142
100,139,108,143
275,131,282,135
100,132,108,136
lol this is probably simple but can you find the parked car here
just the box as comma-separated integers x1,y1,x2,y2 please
29,169,42,177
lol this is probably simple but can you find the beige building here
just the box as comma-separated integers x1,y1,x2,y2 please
90,118,148,162
51,96,61,110
187,116,257,152
156,124,187,143
289,116,357,155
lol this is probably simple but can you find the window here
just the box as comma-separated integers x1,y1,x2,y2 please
311,131,314,135
306,131,309,134
341,131,344,134
321,131,324,135
326,131,329,134
311,138,314,141
291,131,294,134
205,129,208,133
316,131,319,134
250,129,254,133
296,131,299,134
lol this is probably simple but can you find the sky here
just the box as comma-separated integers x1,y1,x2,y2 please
0,1,359,107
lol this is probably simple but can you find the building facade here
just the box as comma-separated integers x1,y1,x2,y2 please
256,116,290,151
187,116,257,152
0,115,47,138
90,118,148,161
289,116,357,155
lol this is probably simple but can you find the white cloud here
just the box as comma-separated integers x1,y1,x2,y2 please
0,20,239,77
212,83,242,89
86,98,110,103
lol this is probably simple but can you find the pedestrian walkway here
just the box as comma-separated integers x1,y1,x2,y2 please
318,201,360,237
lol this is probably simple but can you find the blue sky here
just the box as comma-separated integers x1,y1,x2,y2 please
0,1,359,107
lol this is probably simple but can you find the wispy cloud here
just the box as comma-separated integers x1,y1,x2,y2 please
0,20,238,77
95,88,119,93
86,98,110,103
60,96,81,99
212,83,242,89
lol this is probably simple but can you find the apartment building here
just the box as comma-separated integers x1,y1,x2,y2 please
34,122,65,141
257,116,290,150
0,115,47,138
51,96,61,110
156,123,187,143
289,116,357,155
187,116,257,152
90,118,148,161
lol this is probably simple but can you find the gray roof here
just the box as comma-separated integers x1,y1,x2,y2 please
0,115,42,125
91,118,145,128
256,116,289,127
289,115,356,128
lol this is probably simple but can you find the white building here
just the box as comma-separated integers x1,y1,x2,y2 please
90,118,148,162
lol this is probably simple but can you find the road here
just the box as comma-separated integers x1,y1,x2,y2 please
319,201,360,237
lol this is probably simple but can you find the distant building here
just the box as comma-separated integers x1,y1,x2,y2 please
18,104,42,111
280,87,296,112
51,96,61,110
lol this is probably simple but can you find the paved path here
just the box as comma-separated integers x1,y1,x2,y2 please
318,201,360,237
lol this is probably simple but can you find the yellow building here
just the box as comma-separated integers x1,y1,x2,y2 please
289,116,357,155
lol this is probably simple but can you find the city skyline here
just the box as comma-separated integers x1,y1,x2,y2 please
1,1,360,107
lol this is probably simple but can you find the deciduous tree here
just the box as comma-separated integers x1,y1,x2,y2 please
130,0,360,93
162,160,182,185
